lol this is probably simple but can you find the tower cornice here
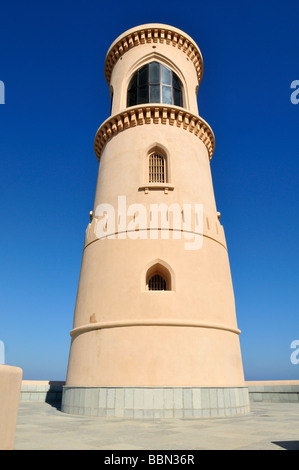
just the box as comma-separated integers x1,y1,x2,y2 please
104,24,204,86
94,105,215,161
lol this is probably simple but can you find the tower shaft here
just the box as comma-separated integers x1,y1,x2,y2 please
62,24,249,418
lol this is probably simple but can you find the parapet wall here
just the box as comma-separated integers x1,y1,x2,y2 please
20,381,64,404
246,381,299,403
19,380,299,406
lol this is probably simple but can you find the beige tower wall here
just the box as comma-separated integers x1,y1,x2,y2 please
63,24,249,417
66,123,245,388
0,365,22,450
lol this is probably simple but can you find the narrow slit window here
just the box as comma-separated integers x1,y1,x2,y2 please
149,152,165,183
148,274,167,291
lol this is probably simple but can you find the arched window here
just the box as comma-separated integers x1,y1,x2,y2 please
127,61,182,107
146,262,172,291
149,152,166,183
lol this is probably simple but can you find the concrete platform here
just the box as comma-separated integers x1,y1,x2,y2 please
14,401,299,450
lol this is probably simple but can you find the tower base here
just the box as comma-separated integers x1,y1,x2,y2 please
61,386,250,418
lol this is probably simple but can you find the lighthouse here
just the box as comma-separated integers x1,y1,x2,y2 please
62,24,250,418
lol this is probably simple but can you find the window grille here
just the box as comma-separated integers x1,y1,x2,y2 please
149,153,165,183
148,274,167,291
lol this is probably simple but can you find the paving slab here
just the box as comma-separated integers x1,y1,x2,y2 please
13,402,299,450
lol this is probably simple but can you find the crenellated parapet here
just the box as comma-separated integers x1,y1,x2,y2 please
104,24,204,86
94,104,215,161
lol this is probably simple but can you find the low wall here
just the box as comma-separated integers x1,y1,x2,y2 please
19,380,299,407
246,381,299,403
20,381,64,404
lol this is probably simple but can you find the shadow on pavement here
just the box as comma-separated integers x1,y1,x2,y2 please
272,441,299,450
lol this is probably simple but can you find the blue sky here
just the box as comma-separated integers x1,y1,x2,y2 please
0,0,298,381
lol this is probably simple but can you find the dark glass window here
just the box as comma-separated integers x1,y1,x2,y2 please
162,66,171,85
150,85,160,103
138,86,149,104
162,86,172,104
139,66,148,86
127,74,137,107
173,88,182,107
172,74,181,89
149,62,159,83
127,62,182,107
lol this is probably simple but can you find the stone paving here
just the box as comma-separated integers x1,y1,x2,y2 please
13,401,299,450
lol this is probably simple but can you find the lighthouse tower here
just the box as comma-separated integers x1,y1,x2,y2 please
62,24,250,418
